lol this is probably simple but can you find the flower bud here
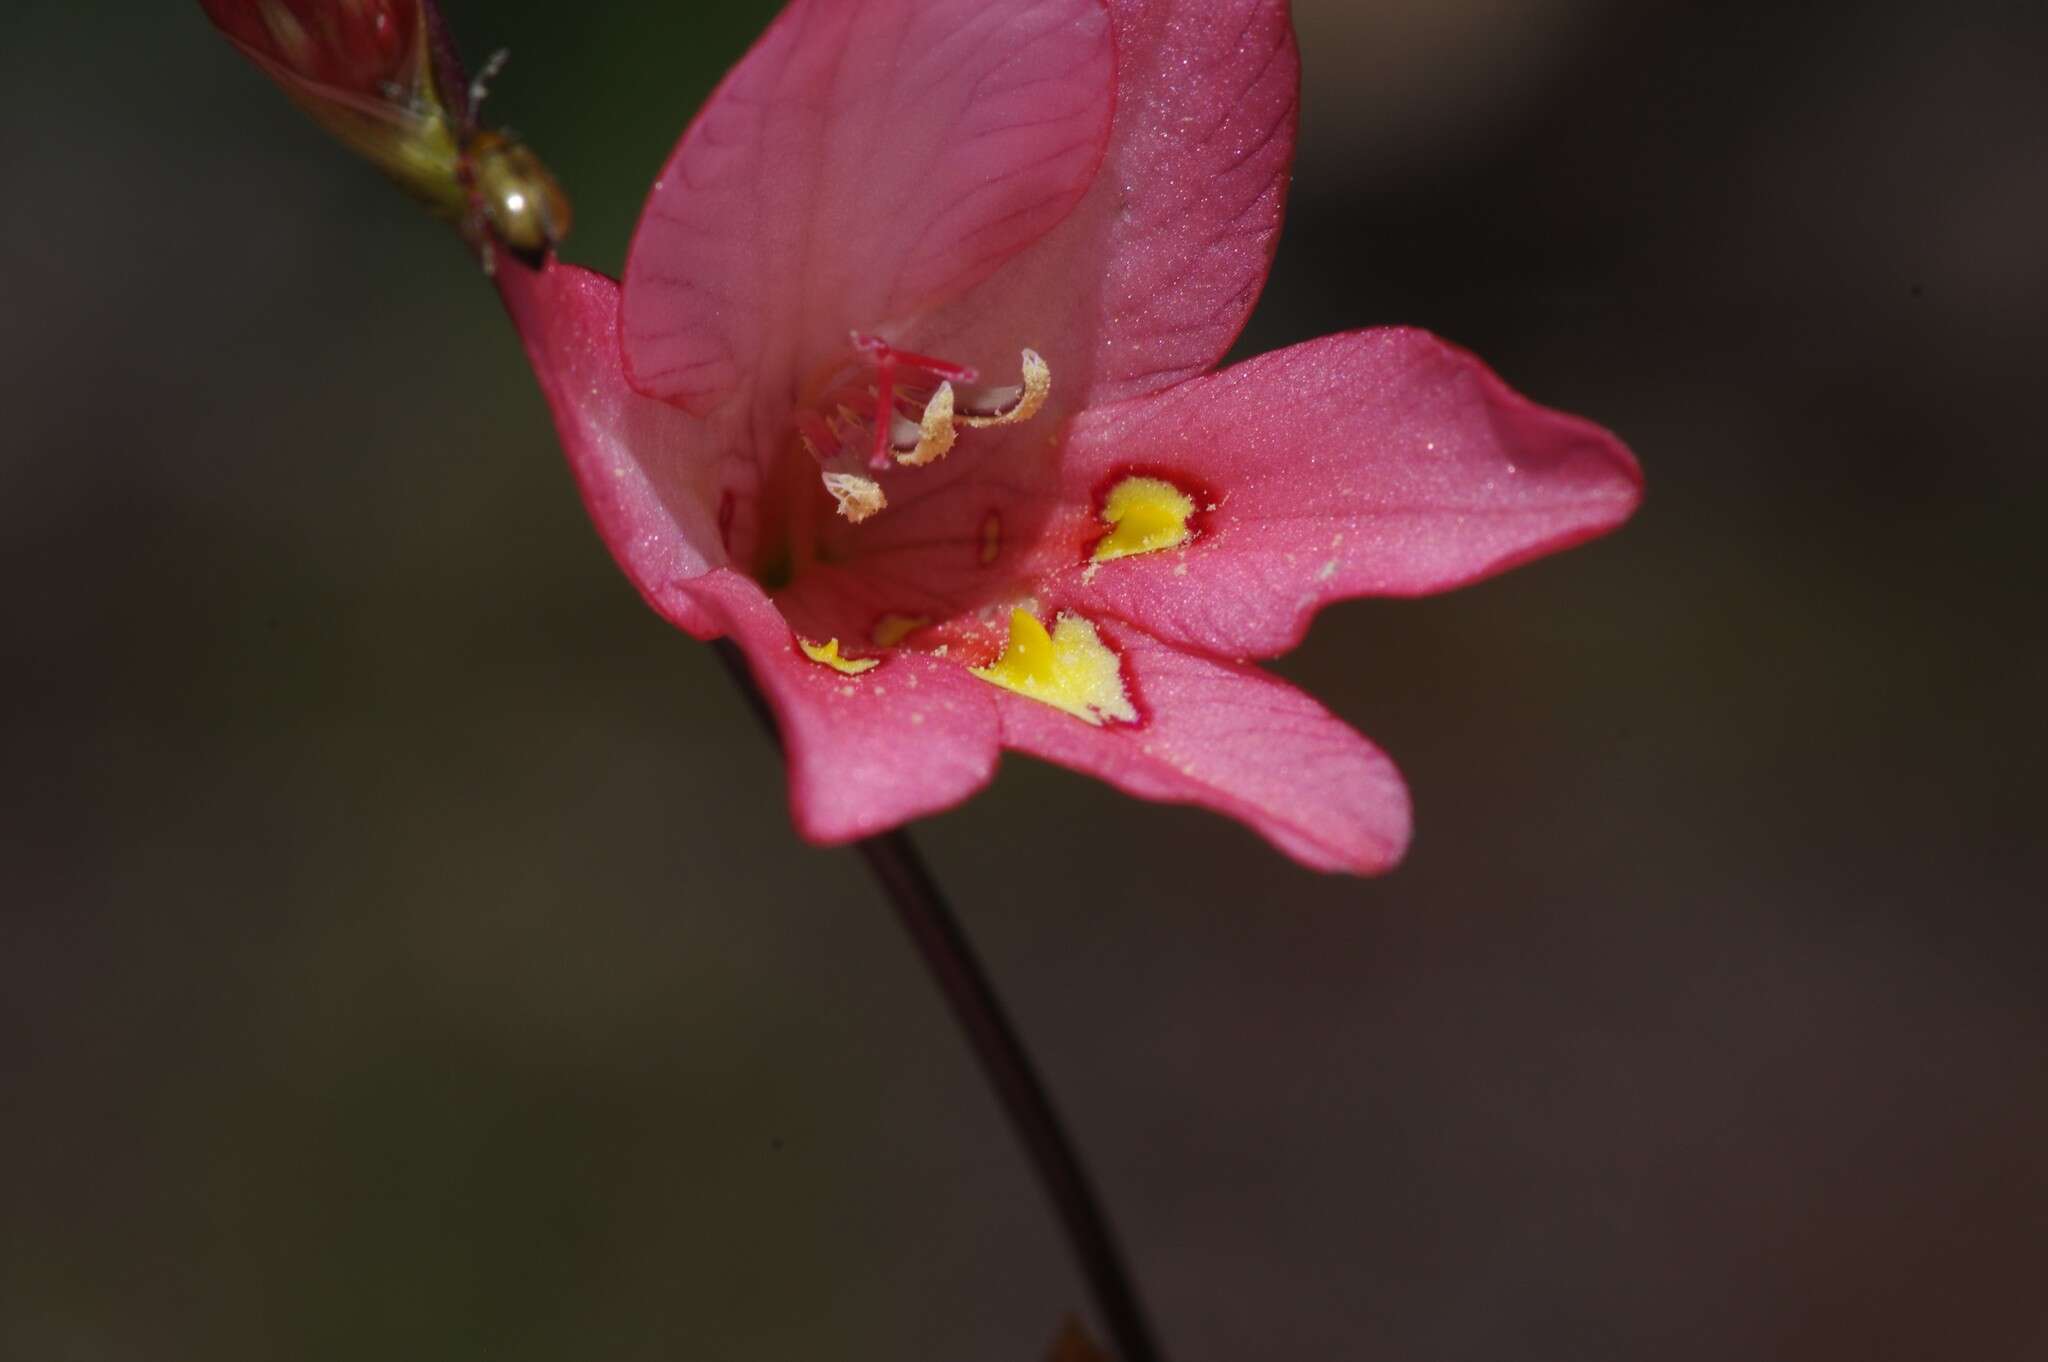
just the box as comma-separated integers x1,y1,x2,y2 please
199,0,425,97
197,0,568,263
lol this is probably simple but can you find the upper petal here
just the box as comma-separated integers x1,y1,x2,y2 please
914,0,1300,410
498,259,735,637
1048,328,1644,657
620,0,1115,417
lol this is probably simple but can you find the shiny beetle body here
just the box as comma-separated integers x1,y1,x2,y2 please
464,130,572,260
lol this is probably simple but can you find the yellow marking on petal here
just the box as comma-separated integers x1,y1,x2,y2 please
1092,476,1196,562
979,511,1002,565
970,609,1135,726
799,637,879,675
959,350,1051,428
896,383,957,467
870,613,931,648
822,470,885,523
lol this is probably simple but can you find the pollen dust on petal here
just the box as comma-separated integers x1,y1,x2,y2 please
1092,475,1196,562
970,609,1135,726
798,637,878,675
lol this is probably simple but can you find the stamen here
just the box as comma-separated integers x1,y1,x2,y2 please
895,382,957,467
822,470,885,522
852,333,979,384
957,350,1051,428
795,409,839,461
798,338,1050,522
867,356,897,470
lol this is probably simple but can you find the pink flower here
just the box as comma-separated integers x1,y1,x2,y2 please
497,0,1641,873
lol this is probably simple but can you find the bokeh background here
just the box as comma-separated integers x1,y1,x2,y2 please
5,0,2044,1358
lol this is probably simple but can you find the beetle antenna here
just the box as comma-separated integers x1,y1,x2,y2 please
468,48,510,115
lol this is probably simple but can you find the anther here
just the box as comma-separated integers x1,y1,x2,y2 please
956,350,1051,429
796,336,1051,523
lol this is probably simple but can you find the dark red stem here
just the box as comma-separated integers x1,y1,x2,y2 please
711,639,1165,1362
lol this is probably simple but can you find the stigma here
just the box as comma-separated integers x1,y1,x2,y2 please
796,335,1050,523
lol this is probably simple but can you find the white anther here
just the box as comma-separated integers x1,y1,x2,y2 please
895,381,959,467
958,350,1050,428
822,471,886,523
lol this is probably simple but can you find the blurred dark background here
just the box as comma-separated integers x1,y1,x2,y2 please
4,0,2044,1358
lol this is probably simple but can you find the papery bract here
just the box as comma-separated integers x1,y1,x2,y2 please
499,0,1643,874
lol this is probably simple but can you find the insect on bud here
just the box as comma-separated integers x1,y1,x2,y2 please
197,0,570,265
464,130,573,262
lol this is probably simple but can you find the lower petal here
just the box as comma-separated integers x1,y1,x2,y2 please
1048,327,1644,658
691,571,1003,845
993,619,1411,874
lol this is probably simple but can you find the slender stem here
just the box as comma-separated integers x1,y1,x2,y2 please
855,829,1164,1362
711,640,1165,1362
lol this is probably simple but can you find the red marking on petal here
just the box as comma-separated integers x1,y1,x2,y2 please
1078,614,1151,730
1081,464,1221,564
911,615,1007,670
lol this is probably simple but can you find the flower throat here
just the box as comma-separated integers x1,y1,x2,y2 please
793,332,1050,526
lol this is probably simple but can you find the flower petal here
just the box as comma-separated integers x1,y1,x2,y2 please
994,620,1411,874
1049,328,1644,657
498,259,738,637
620,0,1115,416
692,571,1003,844
916,0,1300,409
